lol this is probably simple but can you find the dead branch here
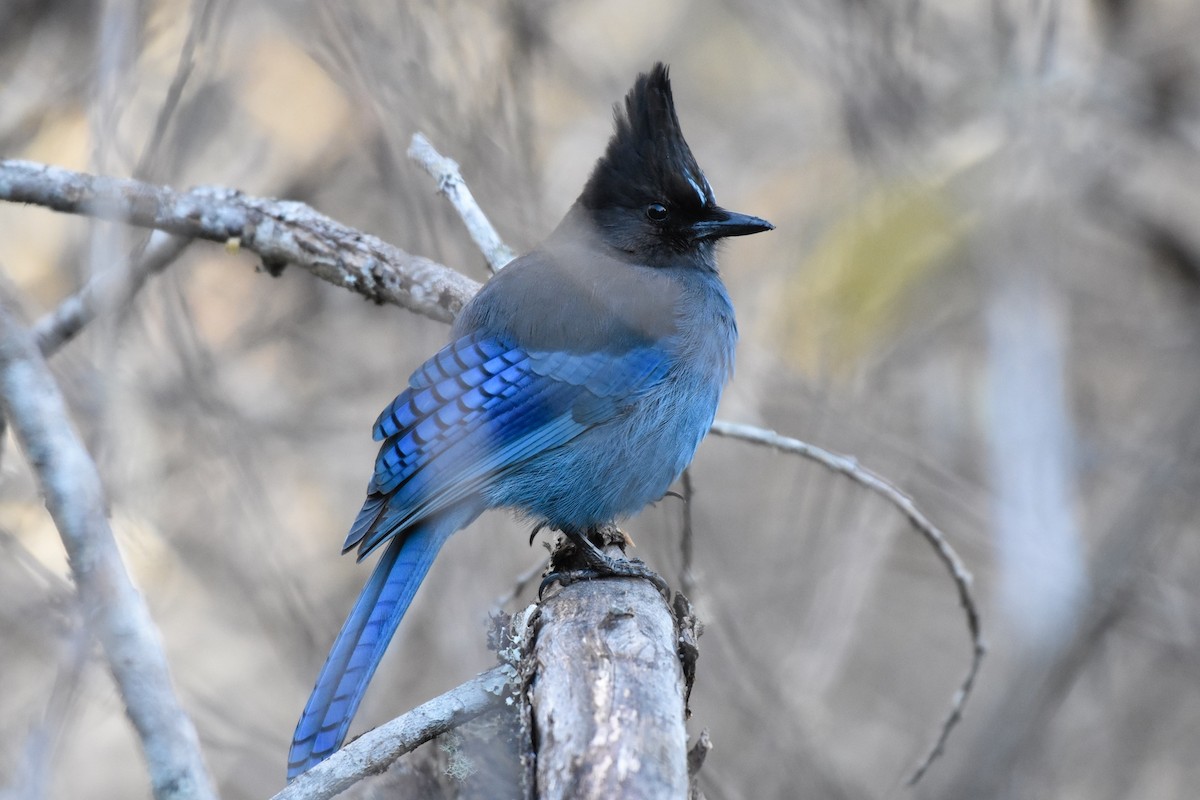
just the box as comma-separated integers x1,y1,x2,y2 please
407,133,515,273
0,159,480,322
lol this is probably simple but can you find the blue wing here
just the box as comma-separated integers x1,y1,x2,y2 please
344,332,672,558
289,331,671,779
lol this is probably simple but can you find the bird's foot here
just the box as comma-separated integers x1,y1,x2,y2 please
538,561,670,599
539,525,669,600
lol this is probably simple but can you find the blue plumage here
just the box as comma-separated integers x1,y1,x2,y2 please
288,62,772,780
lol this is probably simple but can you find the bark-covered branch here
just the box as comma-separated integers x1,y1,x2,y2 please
532,569,690,799
0,290,217,800
0,159,480,322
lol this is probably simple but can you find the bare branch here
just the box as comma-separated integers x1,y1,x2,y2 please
0,159,480,322
0,290,217,800
408,133,516,273
708,420,985,785
272,665,513,800
407,133,516,273
133,0,219,180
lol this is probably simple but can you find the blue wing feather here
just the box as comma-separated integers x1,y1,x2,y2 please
345,333,671,559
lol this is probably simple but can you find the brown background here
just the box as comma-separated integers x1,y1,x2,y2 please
2,1,1199,798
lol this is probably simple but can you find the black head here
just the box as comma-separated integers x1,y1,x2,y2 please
577,63,773,266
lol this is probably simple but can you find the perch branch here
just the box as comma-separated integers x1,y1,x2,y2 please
709,420,985,785
271,666,512,800
0,159,480,322
533,553,690,800
0,290,216,800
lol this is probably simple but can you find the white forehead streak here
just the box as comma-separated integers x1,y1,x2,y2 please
686,174,707,206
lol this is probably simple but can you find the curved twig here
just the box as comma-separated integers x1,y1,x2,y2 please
708,420,985,786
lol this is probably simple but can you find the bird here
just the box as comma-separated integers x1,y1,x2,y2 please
288,62,773,780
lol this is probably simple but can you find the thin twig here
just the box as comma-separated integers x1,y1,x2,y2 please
491,555,551,616
0,159,481,323
10,612,91,800
708,420,985,786
0,290,217,800
272,666,513,800
33,231,189,355
679,469,698,599
133,0,218,180
407,133,516,273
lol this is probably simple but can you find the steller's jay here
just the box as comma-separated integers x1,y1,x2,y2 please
288,62,773,779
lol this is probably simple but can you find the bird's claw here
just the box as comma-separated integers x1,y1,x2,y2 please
538,558,671,601
538,569,580,599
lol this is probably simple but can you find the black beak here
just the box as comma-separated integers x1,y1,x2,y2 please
690,207,775,241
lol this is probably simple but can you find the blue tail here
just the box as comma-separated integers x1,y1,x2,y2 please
287,510,470,779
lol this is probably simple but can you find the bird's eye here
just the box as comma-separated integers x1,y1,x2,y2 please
645,203,669,222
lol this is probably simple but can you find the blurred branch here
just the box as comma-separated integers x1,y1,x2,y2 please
33,231,189,355
0,289,217,800
9,614,91,800
0,159,481,323
133,0,219,180
407,132,516,273
709,420,985,785
272,665,512,800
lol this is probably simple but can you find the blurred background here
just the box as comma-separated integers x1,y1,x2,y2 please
2,0,1200,798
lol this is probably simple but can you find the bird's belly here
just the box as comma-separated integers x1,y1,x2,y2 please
487,374,719,530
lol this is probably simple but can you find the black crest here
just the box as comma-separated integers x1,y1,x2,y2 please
579,63,715,215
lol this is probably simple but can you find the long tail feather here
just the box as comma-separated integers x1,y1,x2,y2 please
287,509,471,779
